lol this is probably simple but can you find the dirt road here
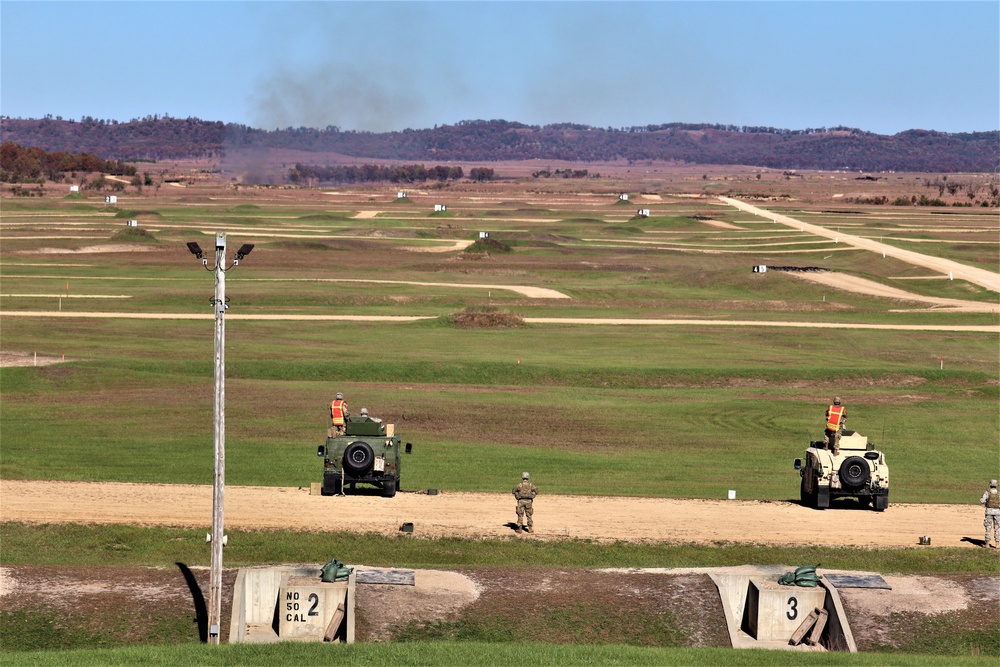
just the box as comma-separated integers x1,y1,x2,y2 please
0,480,985,548
720,197,1000,293
787,272,999,313
2,311,996,332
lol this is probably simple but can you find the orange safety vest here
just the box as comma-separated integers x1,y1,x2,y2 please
331,399,347,426
826,405,845,431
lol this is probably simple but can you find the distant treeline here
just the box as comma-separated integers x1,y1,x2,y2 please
289,163,465,184
0,141,136,183
2,115,998,172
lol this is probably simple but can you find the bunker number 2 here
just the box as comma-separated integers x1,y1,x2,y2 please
786,597,798,621
307,593,319,617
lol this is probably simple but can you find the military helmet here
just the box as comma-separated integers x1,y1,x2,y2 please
522,471,530,480
991,479,998,488
833,397,842,405
336,392,344,400
360,407,369,416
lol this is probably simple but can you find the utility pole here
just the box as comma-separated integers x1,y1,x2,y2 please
187,235,254,645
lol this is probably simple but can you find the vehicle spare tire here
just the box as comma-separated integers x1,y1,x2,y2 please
343,441,374,474
839,456,870,487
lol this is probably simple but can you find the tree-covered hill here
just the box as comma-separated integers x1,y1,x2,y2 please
1,115,996,172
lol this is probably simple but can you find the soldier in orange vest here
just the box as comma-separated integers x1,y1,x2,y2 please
330,392,349,435
824,397,846,453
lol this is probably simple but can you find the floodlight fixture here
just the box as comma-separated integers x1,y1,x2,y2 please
187,242,204,259
235,244,254,261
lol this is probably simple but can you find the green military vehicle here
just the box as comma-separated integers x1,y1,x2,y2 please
794,430,889,511
317,417,411,497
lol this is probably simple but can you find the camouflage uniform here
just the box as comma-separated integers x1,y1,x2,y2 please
513,475,538,532
980,480,1000,548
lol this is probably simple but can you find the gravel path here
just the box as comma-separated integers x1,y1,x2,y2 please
720,197,1000,293
0,479,986,548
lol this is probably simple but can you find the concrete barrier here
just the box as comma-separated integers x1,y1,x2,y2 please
743,577,826,642
707,565,856,652
229,565,355,644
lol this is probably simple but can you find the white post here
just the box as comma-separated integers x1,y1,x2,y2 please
208,234,227,645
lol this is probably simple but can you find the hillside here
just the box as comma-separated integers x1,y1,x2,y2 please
1,116,997,172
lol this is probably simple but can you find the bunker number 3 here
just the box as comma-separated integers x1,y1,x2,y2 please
786,596,798,621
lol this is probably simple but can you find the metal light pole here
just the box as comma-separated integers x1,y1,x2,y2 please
187,234,254,645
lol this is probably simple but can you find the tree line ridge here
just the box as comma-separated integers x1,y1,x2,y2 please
1,115,997,172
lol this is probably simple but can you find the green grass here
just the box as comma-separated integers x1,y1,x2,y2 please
1,310,996,500
0,641,994,665
2,522,996,573
2,195,998,529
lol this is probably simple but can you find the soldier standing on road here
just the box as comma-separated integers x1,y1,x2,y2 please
330,392,349,435
513,472,538,533
824,397,847,454
980,479,1000,548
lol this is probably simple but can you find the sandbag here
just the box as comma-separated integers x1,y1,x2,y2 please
778,564,822,587
320,558,353,583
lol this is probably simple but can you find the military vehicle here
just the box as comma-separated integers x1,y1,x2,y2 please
794,430,889,511
317,418,411,497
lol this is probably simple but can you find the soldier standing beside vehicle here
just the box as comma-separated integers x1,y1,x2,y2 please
980,479,999,548
513,472,538,533
330,392,349,435
824,397,846,454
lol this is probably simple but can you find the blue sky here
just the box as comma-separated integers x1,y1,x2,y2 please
2,1,997,134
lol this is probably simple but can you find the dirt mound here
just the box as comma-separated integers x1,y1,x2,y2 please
463,237,512,254
448,307,525,328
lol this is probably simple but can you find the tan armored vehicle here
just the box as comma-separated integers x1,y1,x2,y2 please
795,430,889,511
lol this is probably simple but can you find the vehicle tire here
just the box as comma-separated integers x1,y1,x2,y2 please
332,477,344,495
800,476,815,508
382,477,397,498
321,474,341,496
874,493,889,512
343,441,374,474
839,456,870,488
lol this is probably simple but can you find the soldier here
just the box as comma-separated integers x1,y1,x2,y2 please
824,397,847,454
330,392,349,435
356,407,382,423
512,472,538,533
980,479,999,548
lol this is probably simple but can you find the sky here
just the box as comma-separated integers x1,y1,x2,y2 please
1,1,997,135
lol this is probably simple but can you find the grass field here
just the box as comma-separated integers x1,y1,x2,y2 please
1,176,998,658
4,641,994,667
2,522,995,572
1,192,997,499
